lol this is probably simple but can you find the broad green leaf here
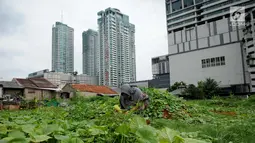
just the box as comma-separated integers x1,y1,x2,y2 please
135,126,158,143
61,138,84,143
130,116,146,131
21,124,35,134
30,135,51,142
0,140,8,143
42,124,59,135
76,129,87,136
184,138,210,143
1,137,14,142
173,135,185,143
89,126,107,136
70,138,84,143
115,123,130,135
14,120,27,125
0,124,7,135
1,137,29,143
54,135,69,140
158,128,179,143
8,131,25,138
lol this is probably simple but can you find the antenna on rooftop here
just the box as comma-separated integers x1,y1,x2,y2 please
61,10,64,23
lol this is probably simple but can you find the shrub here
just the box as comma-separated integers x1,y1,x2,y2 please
183,84,204,99
167,81,186,92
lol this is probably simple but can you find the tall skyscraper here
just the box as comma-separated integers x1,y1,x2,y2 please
52,22,74,73
162,0,255,93
82,29,99,77
97,8,136,87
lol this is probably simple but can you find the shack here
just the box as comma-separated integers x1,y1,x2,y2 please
0,81,24,98
13,78,58,100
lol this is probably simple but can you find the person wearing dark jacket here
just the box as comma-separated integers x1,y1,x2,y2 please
120,84,149,110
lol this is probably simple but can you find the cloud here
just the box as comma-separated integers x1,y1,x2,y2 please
0,0,168,82
0,0,24,37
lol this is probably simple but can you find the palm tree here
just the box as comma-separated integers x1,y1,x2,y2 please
202,78,220,98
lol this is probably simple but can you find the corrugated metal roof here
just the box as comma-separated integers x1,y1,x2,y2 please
15,78,38,88
29,78,57,88
0,81,23,89
72,84,118,95
14,78,57,89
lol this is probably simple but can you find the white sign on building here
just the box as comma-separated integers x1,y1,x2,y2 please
230,6,245,27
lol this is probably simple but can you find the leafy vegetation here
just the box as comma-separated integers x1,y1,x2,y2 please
0,88,254,143
167,81,186,92
170,78,220,99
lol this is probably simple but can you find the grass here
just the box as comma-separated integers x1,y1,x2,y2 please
151,96,255,143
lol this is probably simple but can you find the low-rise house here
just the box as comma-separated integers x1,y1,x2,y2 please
62,84,119,97
13,78,58,100
0,81,24,98
58,83,75,99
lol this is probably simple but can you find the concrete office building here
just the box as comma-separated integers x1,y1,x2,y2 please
98,8,136,87
52,22,74,73
82,29,99,77
151,55,170,88
127,55,170,89
163,0,255,93
28,69,98,86
242,8,255,91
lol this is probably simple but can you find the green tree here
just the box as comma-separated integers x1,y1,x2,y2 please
202,78,220,99
183,84,204,99
167,81,186,92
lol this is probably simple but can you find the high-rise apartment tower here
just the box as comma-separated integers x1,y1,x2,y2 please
52,22,74,73
97,8,136,87
82,29,99,77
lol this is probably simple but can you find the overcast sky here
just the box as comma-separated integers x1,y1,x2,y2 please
0,0,167,81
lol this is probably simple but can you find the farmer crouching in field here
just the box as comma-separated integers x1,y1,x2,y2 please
119,84,149,111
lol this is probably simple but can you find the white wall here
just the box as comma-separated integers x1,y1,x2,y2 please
169,42,245,86
167,18,235,54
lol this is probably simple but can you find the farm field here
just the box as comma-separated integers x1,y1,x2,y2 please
0,88,254,143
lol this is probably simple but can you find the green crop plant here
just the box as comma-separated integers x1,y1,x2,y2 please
0,88,254,143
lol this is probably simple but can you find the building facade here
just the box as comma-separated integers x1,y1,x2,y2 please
28,69,98,86
151,55,170,88
243,8,255,92
82,29,99,77
164,0,255,93
97,8,136,87
52,22,74,73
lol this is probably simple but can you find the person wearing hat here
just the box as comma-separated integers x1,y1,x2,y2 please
120,84,149,110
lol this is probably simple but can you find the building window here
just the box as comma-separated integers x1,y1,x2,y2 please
216,57,220,66
202,59,206,68
166,3,170,13
184,0,194,8
202,56,226,68
211,58,215,67
220,56,225,65
172,0,182,12
206,59,210,67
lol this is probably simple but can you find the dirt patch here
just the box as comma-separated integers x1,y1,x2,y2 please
210,110,237,116
146,119,151,125
163,109,172,119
